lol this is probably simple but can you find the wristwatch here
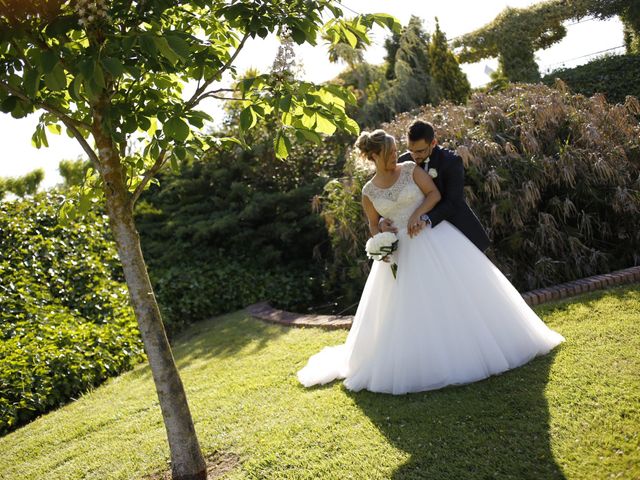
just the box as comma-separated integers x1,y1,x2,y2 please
419,214,431,225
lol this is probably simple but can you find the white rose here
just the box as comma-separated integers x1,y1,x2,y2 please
428,168,438,178
365,231,398,261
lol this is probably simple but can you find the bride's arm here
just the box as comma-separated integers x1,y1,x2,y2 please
407,167,442,236
362,194,382,237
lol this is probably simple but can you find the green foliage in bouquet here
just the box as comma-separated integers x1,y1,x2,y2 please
318,83,640,308
0,193,143,435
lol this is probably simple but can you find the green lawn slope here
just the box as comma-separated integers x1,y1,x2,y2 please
1,285,638,480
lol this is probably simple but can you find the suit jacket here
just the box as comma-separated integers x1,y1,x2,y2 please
399,146,490,252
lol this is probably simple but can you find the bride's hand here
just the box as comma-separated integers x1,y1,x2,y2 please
407,212,426,238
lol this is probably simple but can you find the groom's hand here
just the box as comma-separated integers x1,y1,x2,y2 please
407,212,427,238
408,220,427,238
378,217,398,234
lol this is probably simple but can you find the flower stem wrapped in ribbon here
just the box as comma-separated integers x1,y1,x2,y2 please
365,232,399,279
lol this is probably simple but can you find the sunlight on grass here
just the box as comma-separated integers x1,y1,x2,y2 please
0,285,638,479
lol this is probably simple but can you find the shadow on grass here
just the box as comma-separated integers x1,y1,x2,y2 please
348,350,565,480
128,311,289,381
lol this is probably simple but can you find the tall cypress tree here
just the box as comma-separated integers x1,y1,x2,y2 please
383,16,438,114
383,31,400,80
428,18,471,104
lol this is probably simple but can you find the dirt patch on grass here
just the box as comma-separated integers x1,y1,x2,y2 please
145,450,241,479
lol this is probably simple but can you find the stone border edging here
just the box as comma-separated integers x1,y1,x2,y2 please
246,266,640,330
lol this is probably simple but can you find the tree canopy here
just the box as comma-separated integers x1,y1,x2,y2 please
0,2,400,478
454,0,639,82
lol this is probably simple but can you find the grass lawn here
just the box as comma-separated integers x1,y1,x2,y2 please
0,284,638,480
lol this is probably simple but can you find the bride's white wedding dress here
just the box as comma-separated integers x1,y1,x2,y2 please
298,161,565,394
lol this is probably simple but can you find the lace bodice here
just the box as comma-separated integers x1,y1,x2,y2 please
363,162,424,230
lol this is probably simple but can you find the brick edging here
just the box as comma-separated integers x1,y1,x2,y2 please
520,266,640,306
246,266,640,330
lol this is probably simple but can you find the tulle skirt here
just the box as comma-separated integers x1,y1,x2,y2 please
297,221,565,394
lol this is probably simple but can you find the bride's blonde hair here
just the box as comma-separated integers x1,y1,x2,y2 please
355,129,395,164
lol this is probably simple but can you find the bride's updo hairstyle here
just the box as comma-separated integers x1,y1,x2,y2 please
355,129,395,163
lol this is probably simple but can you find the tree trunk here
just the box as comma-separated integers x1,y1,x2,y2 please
93,115,207,480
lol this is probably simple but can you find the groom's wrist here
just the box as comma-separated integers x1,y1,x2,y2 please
419,214,431,226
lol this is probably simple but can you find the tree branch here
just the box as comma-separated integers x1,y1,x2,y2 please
62,118,101,170
214,31,252,81
191,87,241,104
0,80,91,131
130,148,168,206
0,79,99,168
199,94,245,102
184,31,251,110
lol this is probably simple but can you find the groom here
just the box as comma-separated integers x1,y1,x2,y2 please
379,120,490,252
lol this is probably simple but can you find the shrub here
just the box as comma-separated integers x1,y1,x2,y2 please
151,260,317,335
135,127,350,328
543,54,640,104
318,83,640,308
0,193,143,435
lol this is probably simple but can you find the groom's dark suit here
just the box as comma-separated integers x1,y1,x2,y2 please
399,145,490,252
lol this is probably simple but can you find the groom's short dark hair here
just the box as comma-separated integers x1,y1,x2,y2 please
408,120,435,143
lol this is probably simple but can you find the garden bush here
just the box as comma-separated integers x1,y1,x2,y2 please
0,193,143,435
318,83,640,310
543,54,640,104
135,127,351,325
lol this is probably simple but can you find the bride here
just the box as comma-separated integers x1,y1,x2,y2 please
297,129,565,395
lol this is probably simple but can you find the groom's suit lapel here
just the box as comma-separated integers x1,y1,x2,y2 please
421,145,443,190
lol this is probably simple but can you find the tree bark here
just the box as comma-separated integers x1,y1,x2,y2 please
92,110,207,480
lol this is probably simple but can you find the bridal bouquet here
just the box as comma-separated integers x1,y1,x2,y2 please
365,232,399,279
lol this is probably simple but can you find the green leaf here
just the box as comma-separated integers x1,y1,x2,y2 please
274,131,290,159
139,34,157,56
170,155,179,172
343,116,360,135
290,27,306,44
240,77,255,93
46,124,62,135
240,106,257,131
189,110,213,122
121,117,137,134
166,34,191,59
93,63,105,90
44,63,66,91
83,76,99,101
297,129,322,145
101,58,125,78
70,74,83,101
31,125,48,149
153,36,180,65
370,13,402,33
23,68,39,98
40,50,59,74
301,112,315,129
31,129,41,148
78,191,92,215
217,137,245,148
174,146,187,160
279,95,292,113
163,116,190,141
138,116,151,131
122,34,136,52
343,28,358,48
314,113,337,135
0,96,18,113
